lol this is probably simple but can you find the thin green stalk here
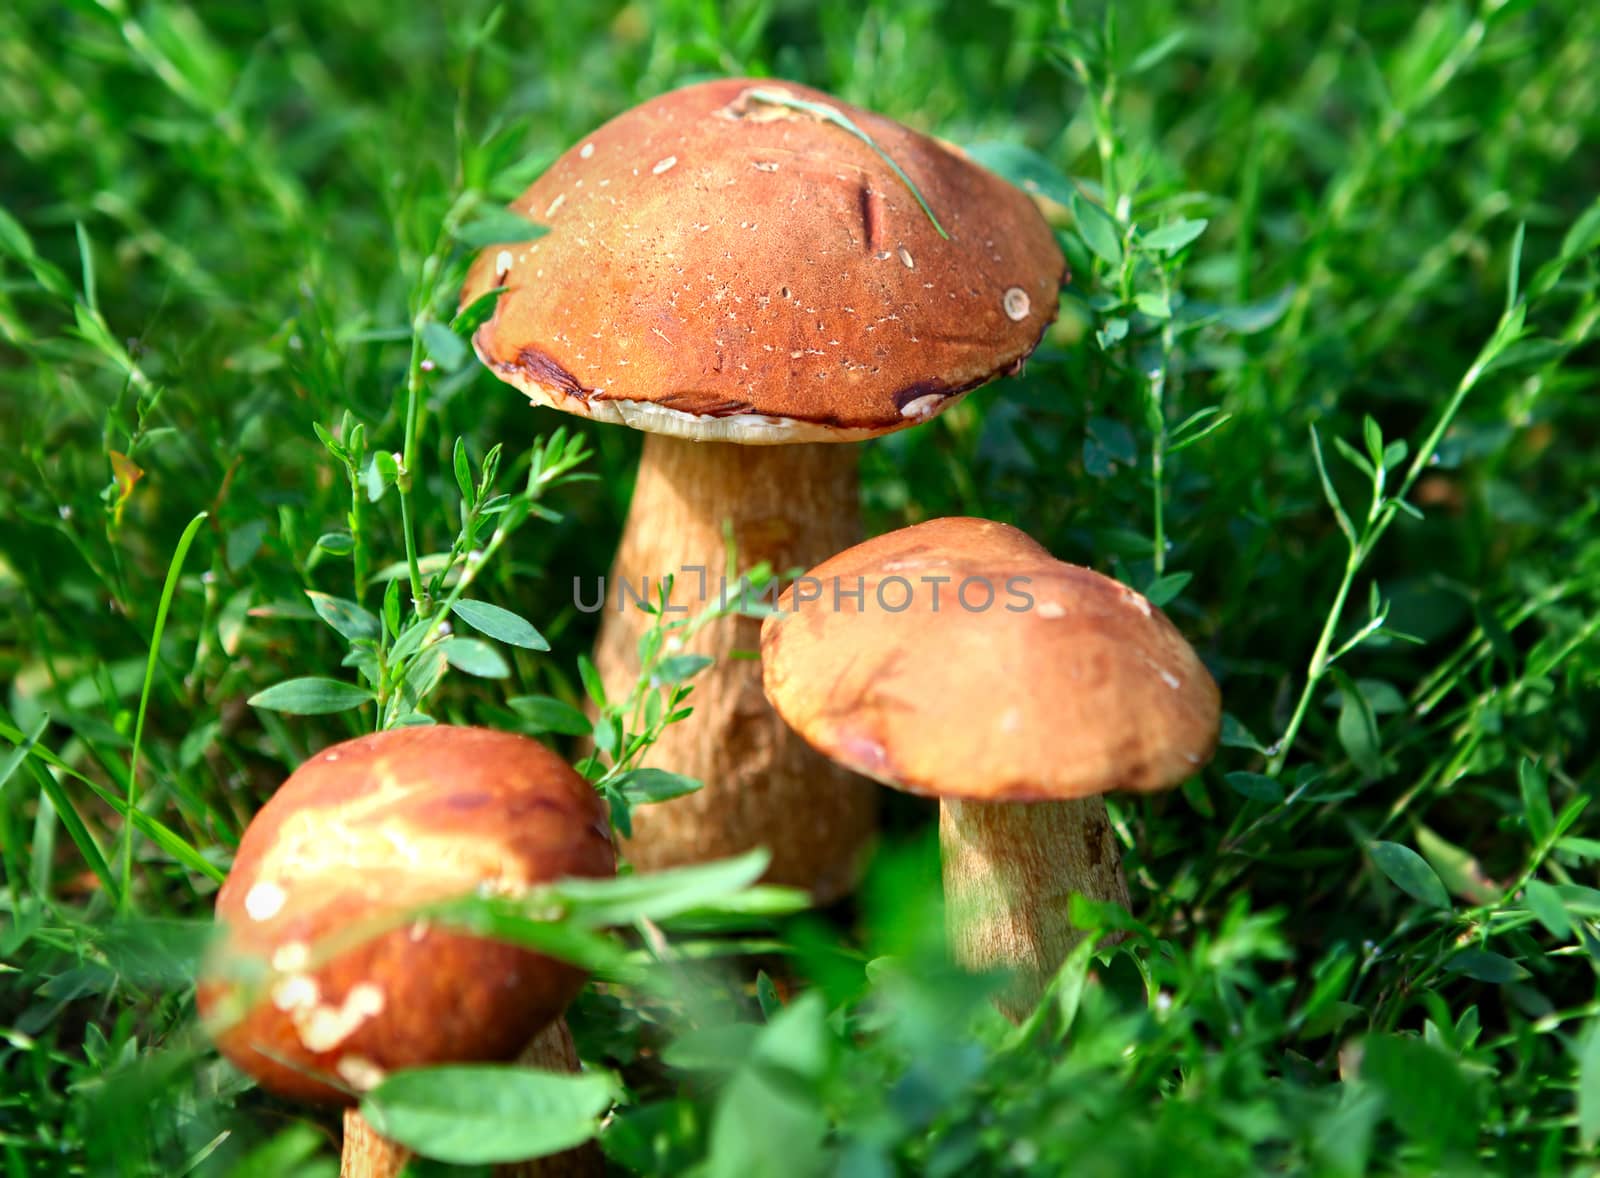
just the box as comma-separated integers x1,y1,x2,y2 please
121,510,208,911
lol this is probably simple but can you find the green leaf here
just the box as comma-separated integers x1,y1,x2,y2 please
362,1065,614,1164
1336,679,1383,780
654,654,713,684
247,678,374,715
613,767,701,805
1138,218,1209,253
509,695,591,736
1134,291,1171,319
1370,841,1450,910
306,591,380,643
554,850,777,926
1142,572,1191,609
420,318,467,372
451,599,549,650
1515,876,1565,934
1070,192,1123,267
1219,713,1268,753
1225,771,1285,803
453,206,549,249
1360,1033,1478,1152
1518,758,1555,845
451,285,506,335
1580,1019,1600,1149
317,531,355,555
438,637,510,678
962,141,1076,208
1443,949,1527,984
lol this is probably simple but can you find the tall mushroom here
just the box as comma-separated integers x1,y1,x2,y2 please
760,517,1221,1018
196,725,614,1176
461,78,1064,900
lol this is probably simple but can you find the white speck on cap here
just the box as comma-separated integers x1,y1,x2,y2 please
495,250,513,278
271,941,310,972
898,247,915,269
244,880,286,921
336,1055,388,1092
271,974,320,1012
1003,287,1031,321
1037,601,1066,619
652,156,678,175
579,142,595,159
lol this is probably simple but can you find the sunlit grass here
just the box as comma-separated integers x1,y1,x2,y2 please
2,0,1598,1173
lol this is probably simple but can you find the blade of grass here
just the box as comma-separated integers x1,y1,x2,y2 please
122,511,208,911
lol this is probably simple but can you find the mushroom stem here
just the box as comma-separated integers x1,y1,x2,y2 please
595,433,875,901
939,796,1131,1021
340,1111,408,1178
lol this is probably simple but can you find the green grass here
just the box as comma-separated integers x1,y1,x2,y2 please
2,0,1599,1173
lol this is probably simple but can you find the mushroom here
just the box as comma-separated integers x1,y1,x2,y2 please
759,517,1220,1018
460,78,1064,901
196,725,614,1176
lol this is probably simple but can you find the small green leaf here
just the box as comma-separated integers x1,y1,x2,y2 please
613,767,701,805
1133,291,1171,319
453,206,549,249
1443,949,1527,984
306,591,380,643
1337,679,1383,780
420,318,467,372
1225,771,1285,803
1518,758,1555,845
509,695,591,736
438,637,510,678
1219,713,1267,753
317,531,355,555
452,285,507,335
247,678,374,715
362,1065,614,1164
451,599,549,650
1142,572,1191,608
1580,1018,1600,1149
1138,218,1209,253
1370,841,1450,910
654,654,713,684
1070,192,1123,267
452,438,474,504
1523,880,1570,939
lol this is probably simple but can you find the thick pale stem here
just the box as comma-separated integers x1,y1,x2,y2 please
940,796,1130,1021
340,1110,409,1178
339,1022,600,1178
595,434,876,901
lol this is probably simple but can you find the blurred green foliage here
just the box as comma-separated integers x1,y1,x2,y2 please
2,0,1599,1174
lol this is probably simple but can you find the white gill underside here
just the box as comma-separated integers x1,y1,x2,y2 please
500,370,970,445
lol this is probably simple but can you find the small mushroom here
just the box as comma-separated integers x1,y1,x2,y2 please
461,78,1065,901
760,518,1220,1019
196,725,614,1175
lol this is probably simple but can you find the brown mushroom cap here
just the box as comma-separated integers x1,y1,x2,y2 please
196,726,614,1105
461,78,1065,444
760,517,1221,802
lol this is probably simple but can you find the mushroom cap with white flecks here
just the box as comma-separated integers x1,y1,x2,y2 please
760,518,1221,802
461,78,1066,444
196,726,614,1105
